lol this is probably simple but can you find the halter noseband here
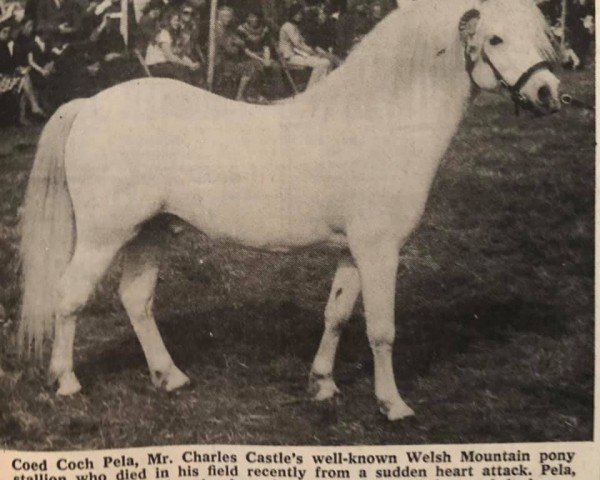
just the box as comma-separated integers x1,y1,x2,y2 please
466,46,552,114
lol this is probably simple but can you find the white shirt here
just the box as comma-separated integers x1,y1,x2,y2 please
145,29,171,66
279,22,309,59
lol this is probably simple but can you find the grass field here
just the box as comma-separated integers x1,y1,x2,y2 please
0,67,594,449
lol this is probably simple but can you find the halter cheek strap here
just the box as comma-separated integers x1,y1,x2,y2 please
465,46,552,114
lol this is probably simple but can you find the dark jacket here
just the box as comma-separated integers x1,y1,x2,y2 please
0,41,18,74
36,0,82,41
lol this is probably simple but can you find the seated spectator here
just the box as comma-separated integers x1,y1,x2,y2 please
177,3,204,65
236,11,269,57
279,4,331,89
0,18,45,124
237,10,285,100
352,1,371,41
0,1,20,24
9,2,25,26
305,5,342,66
214,6,260,101
369,1,385,28
145,9,200,84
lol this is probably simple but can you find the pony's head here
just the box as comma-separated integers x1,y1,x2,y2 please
459,0,560,114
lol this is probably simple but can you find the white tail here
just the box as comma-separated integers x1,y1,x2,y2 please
19,99,84,358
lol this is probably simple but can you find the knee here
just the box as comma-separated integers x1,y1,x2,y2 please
367,324,395,348
324,308,346,330
325,296,354,324
119,282,153,318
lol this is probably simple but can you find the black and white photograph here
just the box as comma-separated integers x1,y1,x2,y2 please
0,0,595,452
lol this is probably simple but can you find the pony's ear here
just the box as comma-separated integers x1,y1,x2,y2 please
459,9,480,43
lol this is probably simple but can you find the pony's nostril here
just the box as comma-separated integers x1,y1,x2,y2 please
538,85,551,103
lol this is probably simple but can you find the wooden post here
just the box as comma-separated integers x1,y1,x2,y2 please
560,0,567,49
121,0,129,46
207,0,218,92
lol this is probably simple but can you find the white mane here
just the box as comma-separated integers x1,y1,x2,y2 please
288,0,555,124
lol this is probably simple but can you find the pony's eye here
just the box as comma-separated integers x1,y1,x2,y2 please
489,35,504,46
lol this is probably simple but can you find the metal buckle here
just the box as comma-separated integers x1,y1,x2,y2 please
560,94,572,105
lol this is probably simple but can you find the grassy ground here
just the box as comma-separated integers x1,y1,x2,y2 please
0,67,594,449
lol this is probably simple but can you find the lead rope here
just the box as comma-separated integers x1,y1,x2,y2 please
560,93,595,112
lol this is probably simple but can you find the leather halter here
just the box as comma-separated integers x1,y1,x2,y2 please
465,46,552,114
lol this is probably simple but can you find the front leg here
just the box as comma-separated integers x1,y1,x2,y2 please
349,231,414,421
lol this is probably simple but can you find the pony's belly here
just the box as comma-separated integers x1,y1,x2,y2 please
187,211,342,251
170,191,344,251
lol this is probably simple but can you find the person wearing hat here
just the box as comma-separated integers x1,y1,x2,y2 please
0,17,45,124
279,3,331,89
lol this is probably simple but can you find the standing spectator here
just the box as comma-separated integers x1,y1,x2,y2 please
36,0,83,45
24,0,40,24
26,27,56,98
334,0,355,56
12,16,35,68
279,3,331,89
85,12,133,88
79,0,118,37
214,6,260,101
135,0,161,52
145,9,200,83
536,0,561,25
237,10,285,100
0,18,45,124
566,0,594,69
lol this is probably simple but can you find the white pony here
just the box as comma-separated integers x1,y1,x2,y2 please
19,0,560,420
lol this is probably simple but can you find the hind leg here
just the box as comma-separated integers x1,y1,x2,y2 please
309,256,360,401
119,233,189,391
49,242,123,395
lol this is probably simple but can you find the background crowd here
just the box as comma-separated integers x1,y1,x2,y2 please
0,0,594,125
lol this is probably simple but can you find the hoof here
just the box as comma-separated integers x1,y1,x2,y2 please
309,372,340,401
379,399,414,421
152,364,190,392
56,372,82,396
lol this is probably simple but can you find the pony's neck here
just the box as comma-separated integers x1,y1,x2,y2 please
292,0,475,135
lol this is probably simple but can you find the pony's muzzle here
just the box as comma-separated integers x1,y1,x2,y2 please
521,70,561,114
536,85,561,113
